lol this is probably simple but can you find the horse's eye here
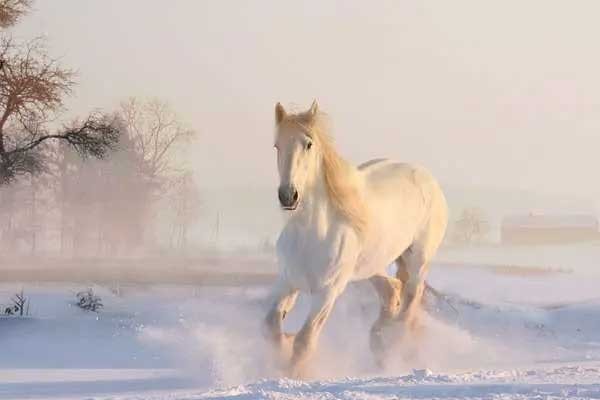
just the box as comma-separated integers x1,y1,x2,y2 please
306,141,313,151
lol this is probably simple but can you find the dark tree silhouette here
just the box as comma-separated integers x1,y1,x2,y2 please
0,11,119,184
0,0,30,29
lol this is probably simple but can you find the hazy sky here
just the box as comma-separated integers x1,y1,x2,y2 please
11,1,600,203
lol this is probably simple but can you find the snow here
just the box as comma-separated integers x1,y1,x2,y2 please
1,256,600,400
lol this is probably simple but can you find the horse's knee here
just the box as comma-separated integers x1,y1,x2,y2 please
371,275,403,313
395,276,425,323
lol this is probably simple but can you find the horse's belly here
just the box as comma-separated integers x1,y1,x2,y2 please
353,230,414,280
352,191,426,279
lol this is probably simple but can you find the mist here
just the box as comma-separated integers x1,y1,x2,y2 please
6,0,599,251
1,2,600,399
12,1,600,193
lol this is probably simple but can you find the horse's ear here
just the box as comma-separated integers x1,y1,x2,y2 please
275,102,286,124
308,99,319,117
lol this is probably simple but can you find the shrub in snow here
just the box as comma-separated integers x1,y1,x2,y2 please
76,289,103,312
2,289,29,316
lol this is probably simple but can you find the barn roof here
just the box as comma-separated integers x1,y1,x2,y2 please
502,214,599,229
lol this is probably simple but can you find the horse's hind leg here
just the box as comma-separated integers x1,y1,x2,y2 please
369,274,403,367
396,247,429,335
397,191,447,334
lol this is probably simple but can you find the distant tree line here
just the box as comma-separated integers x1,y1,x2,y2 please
0,97,200,256
0,1,201,255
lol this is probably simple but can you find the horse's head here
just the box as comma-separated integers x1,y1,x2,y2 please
273,100,321,211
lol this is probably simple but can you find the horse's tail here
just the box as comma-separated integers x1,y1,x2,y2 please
424,281,458,315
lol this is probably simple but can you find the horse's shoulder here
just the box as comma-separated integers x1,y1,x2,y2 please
359,161,438,199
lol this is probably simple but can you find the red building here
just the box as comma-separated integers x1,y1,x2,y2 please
501,214,599,245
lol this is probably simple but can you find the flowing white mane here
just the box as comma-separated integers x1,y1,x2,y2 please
284,110,368,235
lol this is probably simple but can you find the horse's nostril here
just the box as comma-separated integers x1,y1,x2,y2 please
278,186,298,208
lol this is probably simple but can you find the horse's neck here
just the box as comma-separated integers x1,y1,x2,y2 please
294,159,359,237
290,180,328,238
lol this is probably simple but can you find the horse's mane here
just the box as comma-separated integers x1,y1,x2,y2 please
285,110,368,235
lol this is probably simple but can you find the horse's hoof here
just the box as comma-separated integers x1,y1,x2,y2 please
285,359,312,380
269,334,295,372
287,366,307,380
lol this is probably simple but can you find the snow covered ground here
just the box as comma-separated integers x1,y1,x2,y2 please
1,256,599,399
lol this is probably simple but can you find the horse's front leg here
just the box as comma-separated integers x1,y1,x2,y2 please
264,281,299,361
289,285,342,378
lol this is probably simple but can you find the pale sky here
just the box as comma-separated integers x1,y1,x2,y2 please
11,1,600,203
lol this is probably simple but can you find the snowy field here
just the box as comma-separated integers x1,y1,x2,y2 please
1,258,600,399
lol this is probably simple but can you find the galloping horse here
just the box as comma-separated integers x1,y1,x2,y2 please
264,101,448,377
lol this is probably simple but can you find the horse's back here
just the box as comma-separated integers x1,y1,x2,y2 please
359,159,438,195
358,158,390,171
359,158,446,225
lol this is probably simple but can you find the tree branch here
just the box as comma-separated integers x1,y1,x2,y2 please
0,0,31,29
0,113,120,184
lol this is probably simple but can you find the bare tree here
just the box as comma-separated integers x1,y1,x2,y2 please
5,288,28,316
119,97,195,192
0,36,119,183
169,171,201,250
0,0,30,29
452,207,491,244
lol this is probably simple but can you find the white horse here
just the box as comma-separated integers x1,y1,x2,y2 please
264,101,448,377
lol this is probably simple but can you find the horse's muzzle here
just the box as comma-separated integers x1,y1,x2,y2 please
278,185,299,210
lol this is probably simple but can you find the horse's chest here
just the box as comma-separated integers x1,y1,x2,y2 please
277,225,355,291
